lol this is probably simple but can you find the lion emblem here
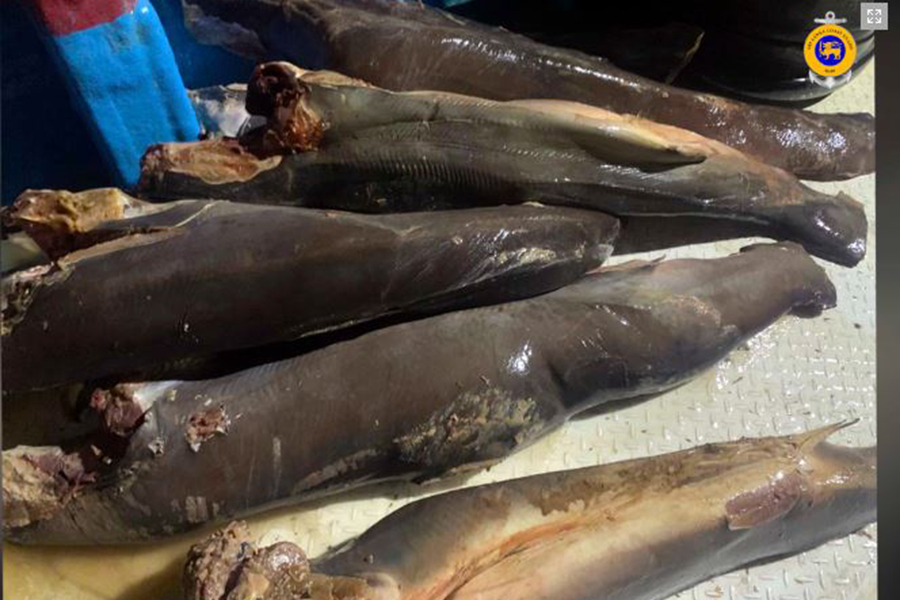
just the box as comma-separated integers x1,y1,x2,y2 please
818,40,843,60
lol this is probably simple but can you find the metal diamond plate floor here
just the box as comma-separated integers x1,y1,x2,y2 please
2,67,877,600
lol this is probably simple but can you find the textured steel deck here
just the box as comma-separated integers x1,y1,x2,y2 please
2,67,877,600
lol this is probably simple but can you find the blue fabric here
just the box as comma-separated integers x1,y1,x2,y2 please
0,3,109,202
46,0,201,186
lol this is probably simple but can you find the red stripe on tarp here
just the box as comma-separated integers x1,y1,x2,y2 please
28,0,139,36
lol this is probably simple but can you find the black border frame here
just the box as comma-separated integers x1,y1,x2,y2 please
0,2,897,597
875,13,899,599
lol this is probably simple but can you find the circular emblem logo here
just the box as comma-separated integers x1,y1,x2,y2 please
805,24,856,77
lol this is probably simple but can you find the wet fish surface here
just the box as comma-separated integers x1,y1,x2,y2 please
530,22,705,84
182,424,876,600
139,63,868,267
181,0,874,181
3,243,837,544
1,188,617,391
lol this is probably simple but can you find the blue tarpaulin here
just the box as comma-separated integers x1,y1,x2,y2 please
41,0,201,186
1,0,251,201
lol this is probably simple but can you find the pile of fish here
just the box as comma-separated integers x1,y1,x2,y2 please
3,189,618,390
1,2,876,599
144,63,867,266
4,239,837,543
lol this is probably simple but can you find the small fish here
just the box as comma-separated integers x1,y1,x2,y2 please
183,423,876,600
3,243,836,544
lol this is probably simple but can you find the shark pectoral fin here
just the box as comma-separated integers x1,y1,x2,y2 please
725,471,804,530
506,99,707,166
572,128,707,167
576,127,706,168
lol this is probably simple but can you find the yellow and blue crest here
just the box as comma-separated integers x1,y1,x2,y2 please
805,12,857,88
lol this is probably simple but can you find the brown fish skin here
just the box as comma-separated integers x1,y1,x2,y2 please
138,117,867,267
1,190,617,392
3,243,836,544
137,63,867,267
182,425,875,600
315,425,876,600
528,22,705,84
182,0,874,181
